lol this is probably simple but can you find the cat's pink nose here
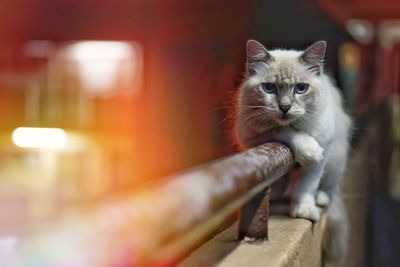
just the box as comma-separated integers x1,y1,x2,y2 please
279,104,291,113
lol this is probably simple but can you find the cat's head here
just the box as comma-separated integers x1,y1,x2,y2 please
239,40,326,128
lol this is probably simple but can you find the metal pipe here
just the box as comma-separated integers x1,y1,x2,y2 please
7,142,294,267
239,186,271,240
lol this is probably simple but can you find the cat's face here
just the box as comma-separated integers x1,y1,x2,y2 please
240,40,326,128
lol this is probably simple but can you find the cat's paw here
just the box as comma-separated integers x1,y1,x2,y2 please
291,202,320,222
316,190,330,207
293,137,323,167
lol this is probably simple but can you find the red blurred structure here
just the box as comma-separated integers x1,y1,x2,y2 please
0,0,251,182
319,0,400,23
319,0,400,112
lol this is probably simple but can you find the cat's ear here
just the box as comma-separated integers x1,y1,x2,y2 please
301,41,326,75
246,40,271,64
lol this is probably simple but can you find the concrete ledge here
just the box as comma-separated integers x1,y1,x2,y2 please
181,215,326,267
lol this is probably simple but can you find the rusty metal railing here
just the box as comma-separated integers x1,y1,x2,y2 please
6,142,294,267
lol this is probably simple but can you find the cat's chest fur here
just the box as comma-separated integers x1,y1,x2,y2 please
291,97,336,147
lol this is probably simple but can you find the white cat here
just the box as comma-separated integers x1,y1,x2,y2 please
234,40,351,261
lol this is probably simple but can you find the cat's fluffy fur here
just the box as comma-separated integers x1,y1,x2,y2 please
234,40,351,262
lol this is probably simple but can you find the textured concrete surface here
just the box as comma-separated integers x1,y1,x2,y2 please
181,215,325,267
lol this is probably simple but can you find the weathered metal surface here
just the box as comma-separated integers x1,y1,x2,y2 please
239,187,271,240
8,142,294,267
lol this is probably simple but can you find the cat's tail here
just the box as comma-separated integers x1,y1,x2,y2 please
323,189,350,263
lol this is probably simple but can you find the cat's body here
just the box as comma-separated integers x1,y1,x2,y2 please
234,40,351,261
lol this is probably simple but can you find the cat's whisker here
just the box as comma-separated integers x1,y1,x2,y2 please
214,105,267,111
217,108,250,125
257,114,273,129
244,109,272,128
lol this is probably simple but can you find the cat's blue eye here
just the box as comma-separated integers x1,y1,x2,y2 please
294,83,309,94
261,83,277,94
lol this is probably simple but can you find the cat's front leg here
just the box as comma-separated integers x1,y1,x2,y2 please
285,132,325,222
291,159,326,222
291,198,320,222
288,133,324,167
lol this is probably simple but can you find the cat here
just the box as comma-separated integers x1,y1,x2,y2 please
234,40,351,261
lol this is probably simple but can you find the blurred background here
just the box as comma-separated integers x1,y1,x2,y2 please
0,0,399,266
